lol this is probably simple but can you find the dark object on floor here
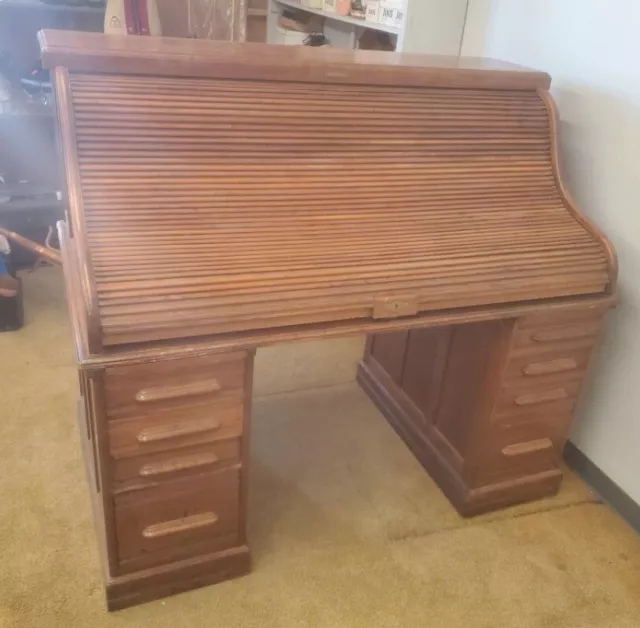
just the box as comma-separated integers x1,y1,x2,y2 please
0,260,23,332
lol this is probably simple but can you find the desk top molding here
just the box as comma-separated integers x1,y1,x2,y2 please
39,30,551,91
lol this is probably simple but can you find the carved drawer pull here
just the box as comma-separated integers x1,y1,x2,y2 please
135,380,221,403
532,326,597,343
523,358,578,376
514,388,568,406
502,438,554,457
137,418,220,443
142,512,219,539
139,452,220,477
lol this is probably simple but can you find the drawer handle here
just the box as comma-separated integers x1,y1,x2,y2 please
502,438,554,457
142,512,219,539
135,380,221,404
523,358,578,376
514,388,568,406
532,326,598,343
139,452,220,477
137,418,220,443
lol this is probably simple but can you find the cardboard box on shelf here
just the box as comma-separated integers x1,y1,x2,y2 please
323,0,337,13
378,0,405,28
365,1,380,22
275,27,309,44
336,0,351,16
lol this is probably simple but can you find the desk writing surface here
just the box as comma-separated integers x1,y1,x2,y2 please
41,32,615,352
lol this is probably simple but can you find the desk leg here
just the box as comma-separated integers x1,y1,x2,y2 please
357,308,607,516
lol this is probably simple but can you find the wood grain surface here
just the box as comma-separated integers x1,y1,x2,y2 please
39,30,551,89
50,63,615,350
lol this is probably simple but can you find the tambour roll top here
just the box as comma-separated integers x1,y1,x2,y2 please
40,31,616,353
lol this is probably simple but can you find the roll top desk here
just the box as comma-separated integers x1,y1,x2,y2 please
39,31,617,609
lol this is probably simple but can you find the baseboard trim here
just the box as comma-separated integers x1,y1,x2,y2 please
564,442,640,534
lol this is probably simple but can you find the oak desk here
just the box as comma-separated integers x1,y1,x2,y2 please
40,31,617,610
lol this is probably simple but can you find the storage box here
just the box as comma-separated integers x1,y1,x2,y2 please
365,1,380,22
323,0,337,13
0,276,23,333
336,0,351,16
276,27,309,45
303,0,324,8
378,0,405,28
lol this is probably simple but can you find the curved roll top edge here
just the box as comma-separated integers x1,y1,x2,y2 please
537,88,618,293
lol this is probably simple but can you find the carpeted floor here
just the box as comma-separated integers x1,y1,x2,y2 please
1,268,639,628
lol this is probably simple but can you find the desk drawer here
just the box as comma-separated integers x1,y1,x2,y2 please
111,440,241,490
104,352,246,421
513,314,603,353
108,399,243,459
472,421,562,486
502,347,592,386
114,467,241,573
494,379,582,422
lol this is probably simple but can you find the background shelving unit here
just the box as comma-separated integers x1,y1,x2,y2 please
0,0,103,13
267,0,469,54
274,0,401,36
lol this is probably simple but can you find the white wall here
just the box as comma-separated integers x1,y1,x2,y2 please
461,0,640,504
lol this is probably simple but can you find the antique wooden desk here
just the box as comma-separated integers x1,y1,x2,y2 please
39,31,617,610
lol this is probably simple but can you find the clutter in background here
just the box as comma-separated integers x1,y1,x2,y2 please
275,0,404,48
283,0,405,28
38,0,106,5
0,50,52,115
104,0,161,36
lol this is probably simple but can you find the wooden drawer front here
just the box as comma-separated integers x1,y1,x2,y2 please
472,421,562,486
111,440,241,490
494,378,583,424
104,352,246,420
114,468,241,571
109,400,243,459
502,347,593,387
513,317,602,353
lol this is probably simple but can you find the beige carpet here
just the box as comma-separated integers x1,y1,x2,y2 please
1,268,639,628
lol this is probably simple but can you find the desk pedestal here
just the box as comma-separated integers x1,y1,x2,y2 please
358,309,604,515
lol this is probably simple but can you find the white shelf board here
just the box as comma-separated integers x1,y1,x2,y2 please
274,0,401,36
0,0,104,13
